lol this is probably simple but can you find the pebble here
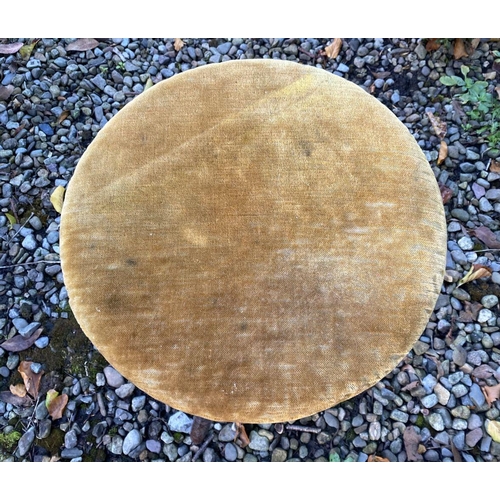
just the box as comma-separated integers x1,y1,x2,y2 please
428,413,445,431
65,429,78,449
115,383,135,399
122,429,142,456
219,424,237,442
146,440,162,453
17,427,35,457
248,430,270,451
21,234,37,251
168,411,193,433
224,442,238,461
103,366,125,388
481,295,499,308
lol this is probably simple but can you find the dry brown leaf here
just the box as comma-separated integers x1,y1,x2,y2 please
490,160,500,173
438,140,448,165
453,38,468,60
425,39,441,51
367,455,390,462
471,38,481,50
10,383,27,398
0,328,43,352
66,38,99,52
483,71,497,81
46,389,68,420
234,422,250,448
426,111,447,139
482,383,500,407
403,426,423,462
174,38,184,51
457,263,492,287
402,380,420,392
458,301,483,323
451,441,463,461
0,390,32,407
0,42,23,54
0,85,14,101
439,183,453,204
324,38,342,59
56,110,70,125
470,226,500,249
495,86,500,99
50,185,65,214
190,416,211,445
18,361,44,399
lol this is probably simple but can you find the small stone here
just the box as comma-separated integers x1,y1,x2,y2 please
470,383,486,408
428,413,445,431
450,208,469,222
479,198,494,212
434,383,451,405
466,428,483,447
65,429,78,449
486,189,500,201
457,237,474,250
390,409,408,423
421,374,437,393
453,431,465,451
39,123,54,136
369,421,381,441
217,42,232,55
421,394,438,408
452,418,468,430
164,443,178,461
481,295,499,309
131,395,146,412
478,308,494,324
123,429,142,456
103,366,125,387
21,234,37,251
219,423,237,442
337,63,349,73
271,447,287,462
34,336,49,348
17,427,35,457
434,431,450,445
224,442,238,461
38,419,52,439
109,435,123,455
168,411,193,433
90,74,106,90
452,345,467,366
248,430,270,451
451,384,468,398
61,448,83,459
413,340,429,356
146,439,161,453
115,383,135,399
18,321,41,338
30,362,42,374
452,287,471,301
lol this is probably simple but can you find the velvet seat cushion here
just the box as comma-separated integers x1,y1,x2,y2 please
60,60,447,423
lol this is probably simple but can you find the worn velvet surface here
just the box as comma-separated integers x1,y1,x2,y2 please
60,60,447,423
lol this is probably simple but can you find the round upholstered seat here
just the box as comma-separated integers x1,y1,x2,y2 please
61,60,446,423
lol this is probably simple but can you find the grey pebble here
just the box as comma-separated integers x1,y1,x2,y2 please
390,409,408,423
0,366,10,377
217,42,232,55
103,366,125,387
219,423,237,442
481,294,499,308
34,336,49,349
248,430,270,451
21,234,37,251
421,394,438,408
224,442,238,461
146,439,162,453
168,411,193,433
470,383,486,408
61,448,83,459
123,429,142,456
65,429,78,449
17,427,35,457
115,382,135,399
18,321,41,338
109,435,123,455
428,413,445,431
131,395,146,412
451,208,469,222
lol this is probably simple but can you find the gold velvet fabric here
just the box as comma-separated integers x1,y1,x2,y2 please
60,60,447,423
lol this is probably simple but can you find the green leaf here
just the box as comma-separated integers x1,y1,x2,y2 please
329,451,341,462
144,77,154,92
461,65,470,77
5,212,16,228
440,76,458,86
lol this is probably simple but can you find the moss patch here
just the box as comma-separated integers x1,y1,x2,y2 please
0,430,21,460
21,312,107,379
35,427,64,456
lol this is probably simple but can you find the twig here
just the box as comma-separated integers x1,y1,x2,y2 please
0,260,61,270
191,431,213,462
285,424,321,434
2,212,34,243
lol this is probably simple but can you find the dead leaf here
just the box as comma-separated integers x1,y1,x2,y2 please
451,441,463,461
482,383,500,407
402,380,420,392
425,39,441,51
0,390,32,407
0,327,43,352
439,183,453,204
0,85,14,101
45,389,68,420
495,86,500,99
144,77,154,92
458,301,483,323
50,186,65,214
426,111,447,139
56,110,70,125
470,226,500,249
403,426,423,462
19,40,38,60
234,422,250,448
367,455,390,462
457,263,492,287
486,420,500,443
0,42,23,54
483,71,497,81
472,364,500,381
18,361,43,399
66,38,99,52
471,38,481,50
438,140,448,165
324,38,343,59
10,383,27,398
490,160,500,173
453,39,468,60
190,416,211,445
174,38,184,51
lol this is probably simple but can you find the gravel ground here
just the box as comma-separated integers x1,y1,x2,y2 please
1,37,500,462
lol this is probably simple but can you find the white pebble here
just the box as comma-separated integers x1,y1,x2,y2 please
481,294,499,309
477,308,494,323
458,236,474,251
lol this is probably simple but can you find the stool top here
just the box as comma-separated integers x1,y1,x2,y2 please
61,60,446,423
